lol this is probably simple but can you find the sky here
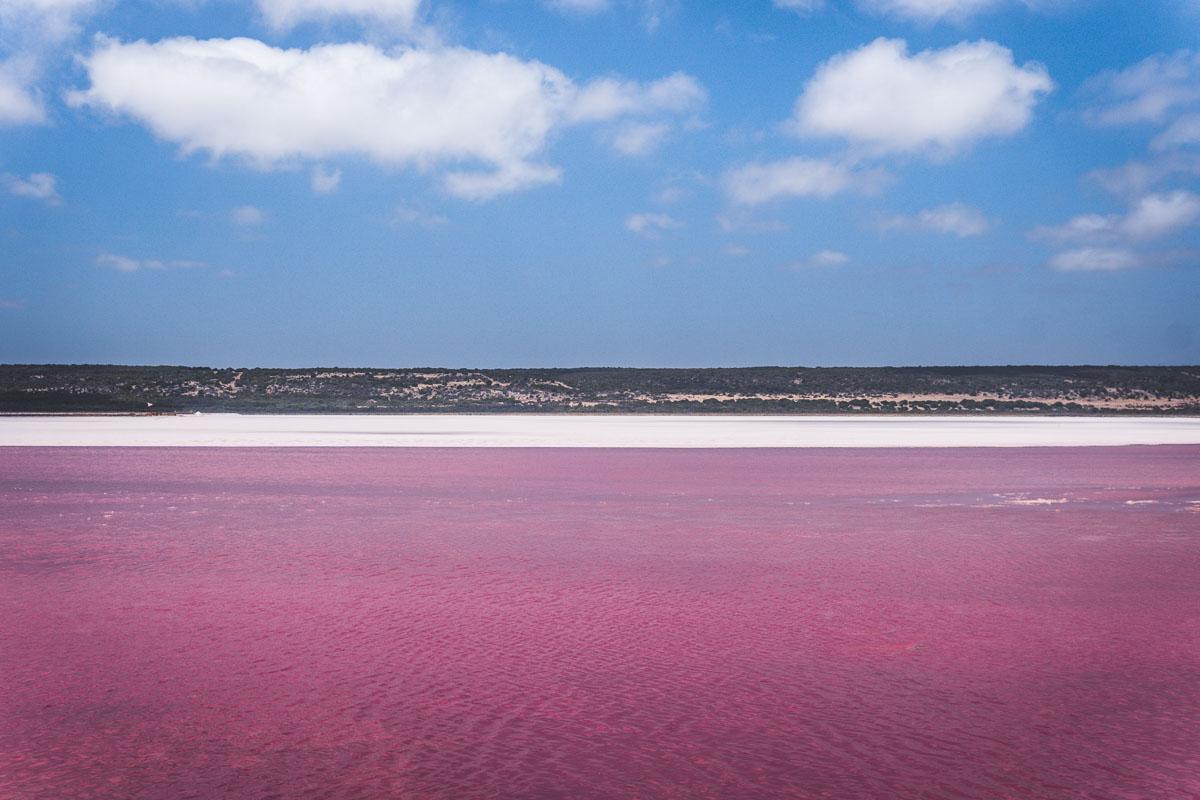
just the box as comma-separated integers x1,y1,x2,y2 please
1,0,1198,368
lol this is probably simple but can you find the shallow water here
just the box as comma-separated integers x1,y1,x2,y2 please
2,447,1199,799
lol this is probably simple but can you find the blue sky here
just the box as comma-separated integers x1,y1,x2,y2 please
1,0,1198,367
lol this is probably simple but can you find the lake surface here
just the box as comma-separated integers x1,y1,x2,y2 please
2,447,1199,799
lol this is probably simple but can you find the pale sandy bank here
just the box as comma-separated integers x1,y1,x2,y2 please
3,414,1200,448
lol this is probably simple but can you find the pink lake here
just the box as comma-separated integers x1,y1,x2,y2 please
1,447,1199,799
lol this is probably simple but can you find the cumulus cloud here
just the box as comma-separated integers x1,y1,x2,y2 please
792,38,1052,157
1087,154,1200,197
1033,190,1200,243
392,204,448,227
787,250,849,269
255,0,422,31
570,72,706,123
311,165,342,194
574,73,703,157
1048,248,1143,273
1082,51,1200,204
441,162,562,201
1153,113,1200,151
773,0,825,13
883,202,990,236
0,0,105,124
544,0,610,13
625,212,682,238
778,0,1057,22
654,177,696,205
1035,190,1200,271
97,253,206,273
0,0,104,43
231,205,266,226
0,66,43,124
857,0,1003,21
723,157,886,205
543,0,674,31
1084,51,1200,127
1032,213,1115,243
1121,191,1200,239
2,171,60,204
69,37,704,200
612,121,670,156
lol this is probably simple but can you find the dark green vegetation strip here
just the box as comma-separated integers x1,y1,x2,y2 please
2,364,1198,415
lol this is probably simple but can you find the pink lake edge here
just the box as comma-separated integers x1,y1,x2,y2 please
1,446,1199,799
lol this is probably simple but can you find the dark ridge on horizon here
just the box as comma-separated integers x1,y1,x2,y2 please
4,362,1199,371
2,364,1198,415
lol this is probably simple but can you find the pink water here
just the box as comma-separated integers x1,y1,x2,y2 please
1,447,1198,800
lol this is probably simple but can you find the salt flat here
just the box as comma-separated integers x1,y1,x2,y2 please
3,414,1200,447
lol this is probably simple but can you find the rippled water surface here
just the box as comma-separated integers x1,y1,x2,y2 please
2,447,1199,800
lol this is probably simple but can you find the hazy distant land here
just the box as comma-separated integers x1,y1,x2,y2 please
2,364,1199,415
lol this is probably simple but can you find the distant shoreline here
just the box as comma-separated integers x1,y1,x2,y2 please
3,410,1200,418
3,364,1199,416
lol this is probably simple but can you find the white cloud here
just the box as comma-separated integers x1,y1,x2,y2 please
392,204,448,227
1122,191,1200,239
639,0,674,32
0,0,105,125
0,0,104,43
544,0,610,13
575,74,703,158
1084,51,1200,127
1084,51,1200,167
1153,113,1200,151
884,202,990,236
441,162,562,201
1035,191,1200,272
570,72,706,123
654,179,692,205
778,0,1059,22
1048,248,1142,272
1087,154,1200,197
255,0,422,31
231,205,266,226
788,250,849,269
792,38,1052,156
70,37,704,201
857,0,1002,22
612,121,670,156
773,0,825,13
1034,191,1200,243
0,64,44,125
97,253,206,273
311,165,342,194
2,171,60,204
543,0,672,31
1033,213,1114,243
723,157,885,205
625,212,682,238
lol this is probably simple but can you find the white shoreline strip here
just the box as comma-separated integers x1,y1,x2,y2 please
2,415,1200,448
